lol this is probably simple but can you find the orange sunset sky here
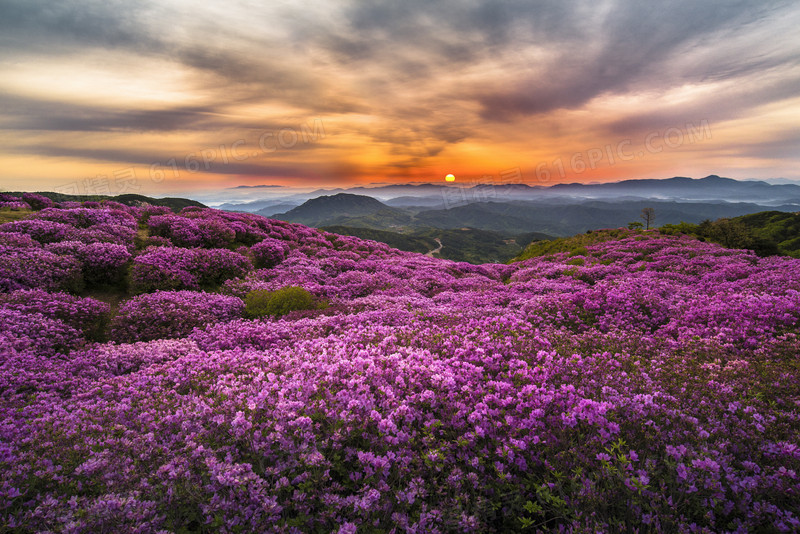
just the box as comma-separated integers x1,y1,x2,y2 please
1,0,799,196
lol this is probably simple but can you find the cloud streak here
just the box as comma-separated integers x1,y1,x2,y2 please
1,0,799,192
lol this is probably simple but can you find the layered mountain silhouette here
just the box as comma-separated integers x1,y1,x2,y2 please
273,191,799,237
223,175,800,213
275,193,411,228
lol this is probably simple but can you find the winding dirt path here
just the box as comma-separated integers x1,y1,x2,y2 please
425,238,443,257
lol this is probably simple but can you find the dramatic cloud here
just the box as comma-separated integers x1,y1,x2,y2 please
0,0,799,194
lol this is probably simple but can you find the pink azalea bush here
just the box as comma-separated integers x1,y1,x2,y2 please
0,201,30,210
251,237,290,268
0,289,110,340
0,219,78,244
29,207,138,230
147,214,204,247
1,209,137,251
129,246,252,293
0,203,799,532
0,308,83,356
45,241,132,287
20,192,54,210
110,290,244,343
0,244,84,292
148,210,259,248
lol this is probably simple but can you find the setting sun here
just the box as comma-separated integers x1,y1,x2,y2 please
445,174,455,182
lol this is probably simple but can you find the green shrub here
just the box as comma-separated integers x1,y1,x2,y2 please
569,246,587,257
244,286,316,318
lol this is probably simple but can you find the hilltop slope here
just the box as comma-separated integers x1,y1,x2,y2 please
3,191,205,212
1,195,799,532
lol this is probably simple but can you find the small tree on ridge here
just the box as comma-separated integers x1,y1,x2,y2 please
641,207,656,230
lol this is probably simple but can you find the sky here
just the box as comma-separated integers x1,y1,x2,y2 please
1,0,800,196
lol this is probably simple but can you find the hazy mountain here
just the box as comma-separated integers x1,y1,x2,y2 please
384,196,450,208
545,175,800,204
217,199,302,213
758,178,800,185
254,203,302,217
332,184,450,200
273,191,800,238
414,203,536,234
274,193,410,228
369,174,800,205
229,185,284,189
416,199,800,236
215,176,800,213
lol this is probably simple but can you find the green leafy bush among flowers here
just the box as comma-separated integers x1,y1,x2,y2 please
244,286,317,318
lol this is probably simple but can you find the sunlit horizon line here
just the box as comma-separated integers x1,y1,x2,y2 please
6,173,798,198
217,174,797,191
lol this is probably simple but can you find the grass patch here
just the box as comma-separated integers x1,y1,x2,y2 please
0,208,33,224
512,228,635,262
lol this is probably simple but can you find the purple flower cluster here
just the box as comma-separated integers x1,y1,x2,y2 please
0,203,799,532
20,192,54,210
147,207,313,249
0,243,84,292
0,219,78,244
45,241,132,286
110,290,244,343
29,207,138,229
0,307,82,356
0,289,110,340
129,246,252,293
147,214,206,247
0,201,151,294
140,204,173,220
1,209,137,250
0,201,30,210
0,231,39,249
251,237,289,268
148,210,268,248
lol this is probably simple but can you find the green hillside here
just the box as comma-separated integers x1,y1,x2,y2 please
326,209,414,230
660,210,800,258
736,211,800,257
512,228,635,262
321,226,436,254
414,228,532,264
323,225,554,264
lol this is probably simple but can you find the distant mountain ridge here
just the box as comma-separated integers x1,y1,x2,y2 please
274,192,800,237
314,175,800,201
219,175,800,213
545,175,800,203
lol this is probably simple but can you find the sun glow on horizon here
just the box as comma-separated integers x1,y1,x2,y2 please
0,1,799,193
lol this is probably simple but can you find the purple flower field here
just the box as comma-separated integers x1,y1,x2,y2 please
1,198,799,532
